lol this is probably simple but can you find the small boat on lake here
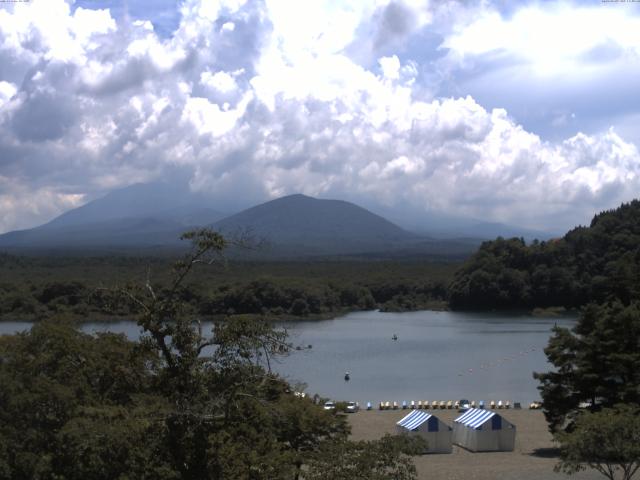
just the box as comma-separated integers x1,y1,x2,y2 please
344,371,350,381
392,334,398,341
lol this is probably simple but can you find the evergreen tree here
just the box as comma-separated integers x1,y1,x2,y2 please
534,302,640,432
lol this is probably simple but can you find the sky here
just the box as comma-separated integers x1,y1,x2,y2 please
1,0,640,234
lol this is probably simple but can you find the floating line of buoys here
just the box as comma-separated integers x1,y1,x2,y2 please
457,346,541,377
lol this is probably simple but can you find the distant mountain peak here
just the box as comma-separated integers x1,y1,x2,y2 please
263,193,325,204
0,186,480,258
210,193,419,255
280,193,310,199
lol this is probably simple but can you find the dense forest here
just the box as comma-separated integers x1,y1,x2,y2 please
0,256,454,321
525,202,640,479
449,200,640,310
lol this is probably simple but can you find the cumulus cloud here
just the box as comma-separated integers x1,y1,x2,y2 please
436,2,640,143
0,176,85,232
373,1,418,51
442,4,640,75
0,81,16,106
0,0,639,234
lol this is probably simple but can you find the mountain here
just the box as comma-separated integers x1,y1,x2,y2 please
391,215,555,241
210,194,481,258
44,182,223,228
374,204,557,241
0,182,225,250
211,194,415,254
453,221,554,242
0,188,480,258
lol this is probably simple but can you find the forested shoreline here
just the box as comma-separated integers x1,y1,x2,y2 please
0,256,454,322
444,201,640,478
3,200,640,322
449,200,640,310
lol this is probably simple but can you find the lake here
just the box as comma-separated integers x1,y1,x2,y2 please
0,310,574,405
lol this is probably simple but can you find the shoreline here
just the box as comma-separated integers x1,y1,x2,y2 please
0,304,578,324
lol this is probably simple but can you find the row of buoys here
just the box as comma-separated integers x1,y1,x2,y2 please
458,346,539,377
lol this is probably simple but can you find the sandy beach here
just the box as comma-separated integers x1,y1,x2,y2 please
349,409,603,480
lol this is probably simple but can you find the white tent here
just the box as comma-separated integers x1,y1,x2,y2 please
452,408,515,452
396,410,452,454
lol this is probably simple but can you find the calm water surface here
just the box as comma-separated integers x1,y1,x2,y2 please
274,310,575,405
1,310,575,405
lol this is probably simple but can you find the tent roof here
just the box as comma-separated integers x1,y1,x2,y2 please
454,408,497,429
397,410,433,431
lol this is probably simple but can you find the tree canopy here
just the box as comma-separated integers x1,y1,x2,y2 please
554,405,640,480
0,229,423,479
534,301,640,432
449,200,640,310
0,253,452,321
304,434,427,480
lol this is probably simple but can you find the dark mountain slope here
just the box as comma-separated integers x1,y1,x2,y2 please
212,194,420,255
45,182,224,228
0,182,225,249
0,188,478,258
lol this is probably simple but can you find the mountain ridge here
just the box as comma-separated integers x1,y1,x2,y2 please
0,184,542,258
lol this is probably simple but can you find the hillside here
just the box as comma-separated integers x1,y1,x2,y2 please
211,194,482,258
0,187,480,258
448,200,640,309
212,194,419,255
44,182,222,228
0,182,225,250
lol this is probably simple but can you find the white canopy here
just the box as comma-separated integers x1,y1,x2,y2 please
452,408,515,452
396,410,452,454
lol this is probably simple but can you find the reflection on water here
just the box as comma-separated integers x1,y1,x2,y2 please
0,310,575,405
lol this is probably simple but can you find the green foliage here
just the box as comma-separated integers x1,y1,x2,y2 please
0,253,456,321
304,434,425,480
0,318,164,479
534,302,640,432
449,200,640,310
554,405,640,480
0,230,421,479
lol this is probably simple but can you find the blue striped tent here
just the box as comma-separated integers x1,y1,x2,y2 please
452,408,515,452
396,410,452,453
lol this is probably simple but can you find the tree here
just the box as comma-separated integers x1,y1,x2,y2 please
554,405,640,480
449,200,640,311
110,229,320,478
304,434,426,480
534,302,640,432
0,229,423,479
0,318,164,480
272,395,349,479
